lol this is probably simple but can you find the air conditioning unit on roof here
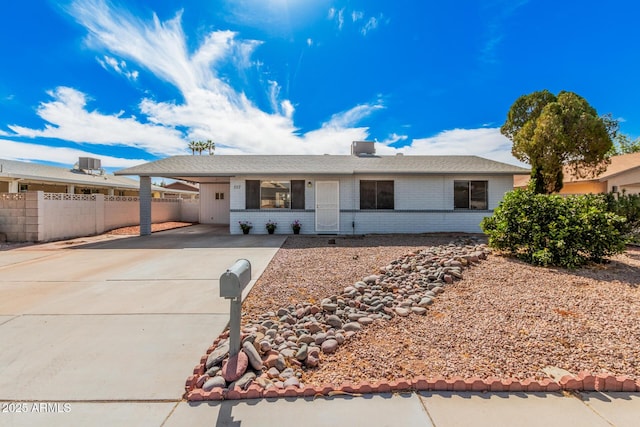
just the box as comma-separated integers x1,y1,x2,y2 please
351,141,376,157
79,157,102,170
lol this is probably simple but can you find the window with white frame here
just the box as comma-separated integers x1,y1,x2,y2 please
245,180,305,209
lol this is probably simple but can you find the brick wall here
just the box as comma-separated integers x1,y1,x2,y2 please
228,174,513,234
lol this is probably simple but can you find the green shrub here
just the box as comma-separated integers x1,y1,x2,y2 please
481,189,627,268
603,191,640,243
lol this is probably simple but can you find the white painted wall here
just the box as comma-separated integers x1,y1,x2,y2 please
104,196,139,230
41,193,102,241
228,174,514,234
0,192,200,242
181,199,200,223
608,169,640,194
200,183,230,224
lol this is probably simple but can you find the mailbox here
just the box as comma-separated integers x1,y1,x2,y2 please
220,259,251,299
219,259,251,357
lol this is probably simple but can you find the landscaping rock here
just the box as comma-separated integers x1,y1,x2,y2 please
221,351,249,383
199,239,492,396
203,376,226,391
206,342,229,369
321,339,339,354
242,341,263,370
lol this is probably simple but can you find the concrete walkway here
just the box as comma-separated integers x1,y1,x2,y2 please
1,225,638,426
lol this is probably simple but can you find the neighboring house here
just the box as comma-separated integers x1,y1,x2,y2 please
514,152,640,195
115,141,529,235
164,181,199,192
0,157,197,198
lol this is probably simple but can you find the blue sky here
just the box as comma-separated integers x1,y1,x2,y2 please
1,0,638,173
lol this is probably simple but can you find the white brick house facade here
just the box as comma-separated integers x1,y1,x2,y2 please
226,174,514,235
116,141,529,236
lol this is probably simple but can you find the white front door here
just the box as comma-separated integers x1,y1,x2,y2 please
315,181,339,233
200,183,230,224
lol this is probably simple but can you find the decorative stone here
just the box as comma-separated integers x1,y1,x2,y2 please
242,341,263,370
321,303,338,312
305,354,319,367
326,314,343,329
274,354,287,371
321,338,339,354
284,376,300,388
395,307,411,317
221,351,249,383
418,297,433,307
259,340,272,353
296,344,308,361
363,275,379,284
205,366,221,377
206,342,229,369
229,372,256,391
267,367,280,378
359,317,374,325
203,376,226,391
343,322,362,332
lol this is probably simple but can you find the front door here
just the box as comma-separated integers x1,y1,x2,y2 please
200,183,230,224
315,181,339,233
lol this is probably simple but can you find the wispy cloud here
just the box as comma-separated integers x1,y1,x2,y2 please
361,16,379,36
97,55,138,80
328,7,343,30
0,139,145,168
8,87,185,156
7,0,382,158
329,7,385,35
480,0,530,64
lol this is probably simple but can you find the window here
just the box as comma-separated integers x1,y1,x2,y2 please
360,180,394,210
454,181,488,210
245,180,305,209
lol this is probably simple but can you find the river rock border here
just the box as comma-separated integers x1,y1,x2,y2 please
185,238,640,401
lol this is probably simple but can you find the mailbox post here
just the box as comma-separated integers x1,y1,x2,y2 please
220,259,251,357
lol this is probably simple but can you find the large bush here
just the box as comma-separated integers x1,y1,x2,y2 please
481,189,627,268
603,191,640,243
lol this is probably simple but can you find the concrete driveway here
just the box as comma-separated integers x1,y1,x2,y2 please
2,225,639,427
0,225,284,424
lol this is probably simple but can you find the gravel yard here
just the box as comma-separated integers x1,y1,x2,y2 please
242,234,640,387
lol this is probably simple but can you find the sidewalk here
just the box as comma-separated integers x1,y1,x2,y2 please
0,226,638,426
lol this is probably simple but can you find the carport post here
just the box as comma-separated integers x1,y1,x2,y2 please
219,259,251,357
139,176,152,236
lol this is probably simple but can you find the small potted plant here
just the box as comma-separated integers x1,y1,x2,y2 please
291,219,301,234
239,221,252,234
266,220,277,234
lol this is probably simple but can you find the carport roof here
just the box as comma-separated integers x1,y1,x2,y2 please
115,155,530,179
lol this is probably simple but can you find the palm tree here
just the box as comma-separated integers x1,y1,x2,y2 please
187,140,215,155
196,141,206,155
187,141,197,155
206,140,215,155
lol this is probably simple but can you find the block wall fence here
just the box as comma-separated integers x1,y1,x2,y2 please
0,192,200,242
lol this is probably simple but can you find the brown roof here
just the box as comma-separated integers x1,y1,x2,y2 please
164,181,199,192
514,152,640,188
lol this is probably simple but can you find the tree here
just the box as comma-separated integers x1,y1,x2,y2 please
187,140,215,155
501,90,617,194
610,133,640,155
188,141,198,155
204,139,215,155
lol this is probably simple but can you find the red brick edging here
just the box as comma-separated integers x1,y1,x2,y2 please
184,336,640,401
185,370,640,401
